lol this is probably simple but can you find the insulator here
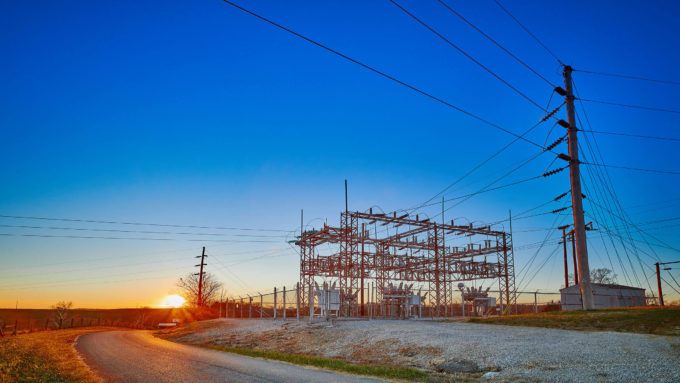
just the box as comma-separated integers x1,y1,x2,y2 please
545,135,566,151
542,166,566,177
554,87,567,96
540,102,564,122
552,207,568,214
558,120,570,128
554,191,569,201
557,153,572,162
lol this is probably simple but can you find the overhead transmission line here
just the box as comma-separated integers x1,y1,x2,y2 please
578,98,680,115
492,0,563,65
581,162,680,175
573,69,680,85
584,130,680,143
219,0,553,151
436,0,556,87
0,214,292,233
0,233,281,243
405,102,564,214
389,0,549,112
0,224,289,238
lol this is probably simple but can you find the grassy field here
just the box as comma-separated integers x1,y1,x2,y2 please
468,306,680,335
207,345,431,381
0,307,216,332
0,328,112,383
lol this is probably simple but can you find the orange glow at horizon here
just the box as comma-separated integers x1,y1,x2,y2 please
163,294,186,308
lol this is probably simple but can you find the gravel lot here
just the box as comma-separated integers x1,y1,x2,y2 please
166,318,680,382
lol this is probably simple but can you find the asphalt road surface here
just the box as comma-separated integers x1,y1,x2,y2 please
76,331,386,383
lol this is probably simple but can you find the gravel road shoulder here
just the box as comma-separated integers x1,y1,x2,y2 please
160,318,680,383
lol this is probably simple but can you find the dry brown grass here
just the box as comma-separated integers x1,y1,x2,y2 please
0,327,114,383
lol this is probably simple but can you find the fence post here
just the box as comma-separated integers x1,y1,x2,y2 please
260,294,263,319
296,282,300,320
240,297,244,318
309,282,314,322
45,318,49,330
70,318,74,328
248,296,252,318
283,286,287,320
369,282,372,320
273,287,277,319
534,291,538,313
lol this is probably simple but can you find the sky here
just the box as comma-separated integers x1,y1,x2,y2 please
1,0,679,308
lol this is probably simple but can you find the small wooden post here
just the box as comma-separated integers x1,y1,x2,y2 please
240,297,244,318
273,287,277,319
309,282,314,323
283,286,287,320
260,294,263,319
45,318,49,330
249,296,252,318
296,282,300,320
534,291,538,313
13,320,18,335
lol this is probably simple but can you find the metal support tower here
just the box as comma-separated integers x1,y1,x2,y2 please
297,209,514,317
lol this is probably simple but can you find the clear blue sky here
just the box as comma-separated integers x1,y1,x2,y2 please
1,0,678,308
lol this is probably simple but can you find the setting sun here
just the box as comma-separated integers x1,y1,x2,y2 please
163,295,186,308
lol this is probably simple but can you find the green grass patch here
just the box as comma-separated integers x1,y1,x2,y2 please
206,345,429,381
468,307,680,336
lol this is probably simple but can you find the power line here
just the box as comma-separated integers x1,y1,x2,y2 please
585,130,680,143
0,233,281,243
405,102,564,214
436,0,556,87
579,98,680,115
219,0,551,151
492,0,563,65
0,224,289,238
573,69,680,85
0,214,292,232
581,162,680,175
389,0,549,111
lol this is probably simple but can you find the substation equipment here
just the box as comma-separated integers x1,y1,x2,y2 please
296,209,516,318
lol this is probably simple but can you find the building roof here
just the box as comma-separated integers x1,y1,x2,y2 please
559,283,645,292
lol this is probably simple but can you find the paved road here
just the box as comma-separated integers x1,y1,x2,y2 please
76,331,386,383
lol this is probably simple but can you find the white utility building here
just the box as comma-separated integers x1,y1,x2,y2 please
560,283,646,310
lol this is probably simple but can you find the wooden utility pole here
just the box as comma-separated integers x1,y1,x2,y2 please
559,225,569,288
195,247,207,307
571,232,578,285
563,65,594,310
656,263,664,306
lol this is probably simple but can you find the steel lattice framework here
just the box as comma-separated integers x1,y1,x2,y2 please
297,209,515,317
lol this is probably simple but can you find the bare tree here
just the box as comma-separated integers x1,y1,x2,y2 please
135,307,150,328
177,272,223,307
568,268,618,286
591,268,617,284
52,301,73,329
218,288,226,318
